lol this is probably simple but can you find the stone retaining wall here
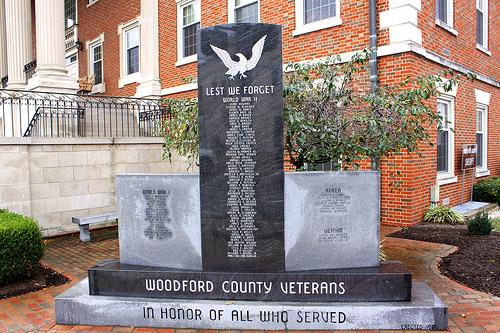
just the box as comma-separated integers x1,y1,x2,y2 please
0,138,193,236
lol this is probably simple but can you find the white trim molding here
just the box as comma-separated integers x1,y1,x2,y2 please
161,82,198,96
436,78,459,97
136,0,162,98
475,89,491,106
380,0,422,45
292,0,342,36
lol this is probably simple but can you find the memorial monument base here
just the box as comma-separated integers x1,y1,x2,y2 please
56,279,447,330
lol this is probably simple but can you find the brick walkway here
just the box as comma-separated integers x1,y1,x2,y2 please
0,227,498,333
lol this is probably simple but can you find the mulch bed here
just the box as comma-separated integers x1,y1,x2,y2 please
0,265,69,300
390,224,500,297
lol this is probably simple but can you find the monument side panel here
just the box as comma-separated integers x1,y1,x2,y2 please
198,24,284,272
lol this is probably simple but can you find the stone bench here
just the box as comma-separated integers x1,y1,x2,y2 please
72,212,118,242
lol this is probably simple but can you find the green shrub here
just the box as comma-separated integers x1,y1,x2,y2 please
423,205,464,225
492,218,500,232
468,212,493,235
0,209,45,285
473,177,500,204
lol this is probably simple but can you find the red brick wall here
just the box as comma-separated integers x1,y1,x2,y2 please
419,0,499,79
77,0,141,96
377,53,499,226
159,0,391,91
73,0,499,227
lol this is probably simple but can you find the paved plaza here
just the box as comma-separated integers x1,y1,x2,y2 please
0,227,498,333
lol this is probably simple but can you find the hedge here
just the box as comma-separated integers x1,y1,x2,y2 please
0,209,45,285
473,177,500,204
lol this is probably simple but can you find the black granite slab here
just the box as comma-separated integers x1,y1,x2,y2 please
198,24,284,272
88,260,411,302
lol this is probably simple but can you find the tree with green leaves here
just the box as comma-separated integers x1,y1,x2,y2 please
162,50,472,171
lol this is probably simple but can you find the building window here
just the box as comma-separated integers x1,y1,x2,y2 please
436,97,454,181
176,0,200,66
90,42,103,85
64,0,77,29
65,53,78,79
293,0,341,36
436,0,453,28
476,0,488,49
476,105,487,170
124,25,140,76
229,0,259,23
305,0,337,24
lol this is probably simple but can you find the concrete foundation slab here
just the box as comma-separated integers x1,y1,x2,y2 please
56,279,447,330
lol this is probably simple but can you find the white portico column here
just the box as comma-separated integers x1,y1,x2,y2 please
0,0,8,79
4,0,32,89
27,0,78,92
135,0,162,97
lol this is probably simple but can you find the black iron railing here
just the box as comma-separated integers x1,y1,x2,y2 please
0,89,168,138
1,76,7,89
24,60,37,82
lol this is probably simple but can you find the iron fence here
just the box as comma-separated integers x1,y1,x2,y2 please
24,60,37,82
0,89,169,138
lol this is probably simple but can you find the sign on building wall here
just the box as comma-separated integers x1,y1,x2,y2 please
461,144,477,170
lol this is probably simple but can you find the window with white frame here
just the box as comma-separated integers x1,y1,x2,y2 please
476,105,487,170
89,41,103,85
124,25,140,76
293,0,341,36
436,0,453,27
436,97,454,179
177,0,200,63
64,0,77,29
476,0,488,49
229,0,259,23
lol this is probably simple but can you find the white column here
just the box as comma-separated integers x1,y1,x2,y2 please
27,0,78,92
4,0,32,89
135,0,162,97
0,0,8,79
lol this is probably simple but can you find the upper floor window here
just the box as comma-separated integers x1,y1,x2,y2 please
476,0,488,49
229,0,259,23
64,0,76,28
176,0,200,66
117,20,140,88
86,33,105,93
293,0,341,36
124,25,140,75
305,0,337,24
90,42,103,85
436,0,454,30
437,97,455,180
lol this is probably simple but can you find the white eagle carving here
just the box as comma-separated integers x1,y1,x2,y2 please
210,35,267,80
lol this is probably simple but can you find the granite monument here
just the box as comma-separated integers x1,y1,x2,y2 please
55,23,448,331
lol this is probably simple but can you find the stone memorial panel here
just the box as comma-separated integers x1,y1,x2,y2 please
57,279,447,330
117,175,202,270
198,24,284,272
285,171,380,271
88,260,411,302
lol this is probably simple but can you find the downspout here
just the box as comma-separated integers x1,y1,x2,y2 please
369,0,379,171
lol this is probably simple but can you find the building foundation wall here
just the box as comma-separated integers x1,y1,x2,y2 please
0,138,192,236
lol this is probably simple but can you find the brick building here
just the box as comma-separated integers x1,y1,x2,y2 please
0,0,498,228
